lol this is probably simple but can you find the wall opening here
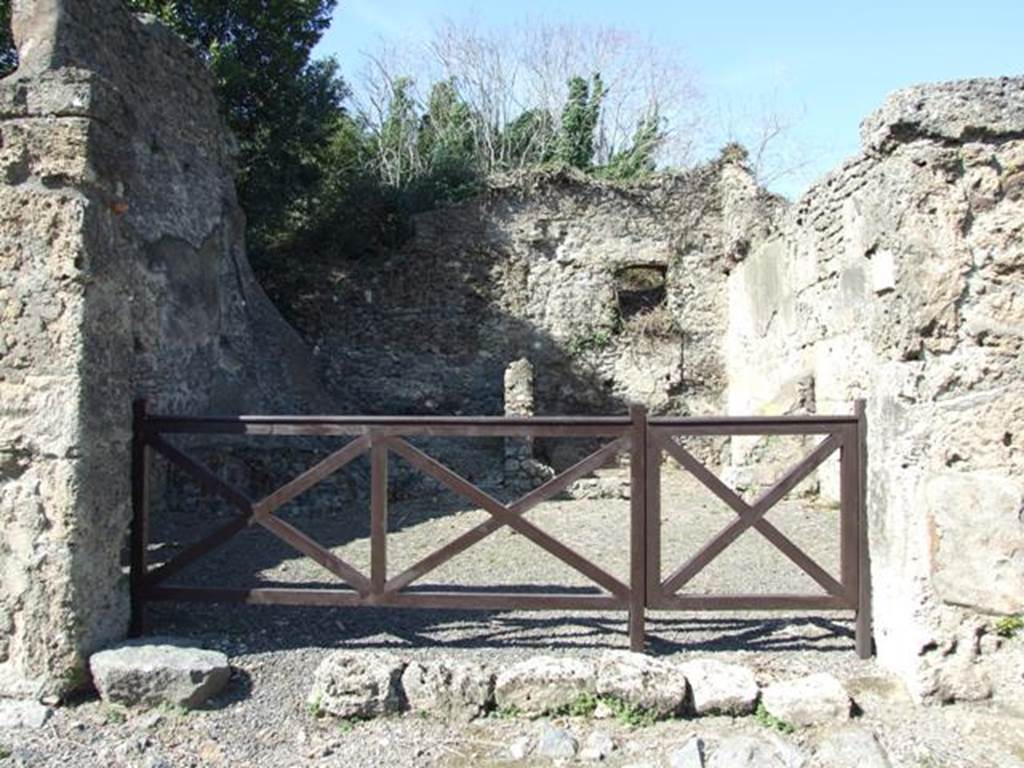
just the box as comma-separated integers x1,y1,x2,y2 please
615,265,667,318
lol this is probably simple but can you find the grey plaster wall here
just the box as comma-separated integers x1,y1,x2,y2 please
725,76,1024,702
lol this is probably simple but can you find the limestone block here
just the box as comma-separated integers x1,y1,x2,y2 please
536,724,579,759
89,639,230,709
706,734,806,768
580,731,616,762
401,659,494,722
0,699,52,729
761,673,851,727
669,737,706,768
308,651,405,719
814,725,891,767
595,651,689,719
870,249,897,295
926,471,1024,615
494,656,597,717
677,659,759,716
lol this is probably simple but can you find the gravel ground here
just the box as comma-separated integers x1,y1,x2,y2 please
4,462,1023,766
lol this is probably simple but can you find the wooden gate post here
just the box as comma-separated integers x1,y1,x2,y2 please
129,398,149,637
629,404,648,652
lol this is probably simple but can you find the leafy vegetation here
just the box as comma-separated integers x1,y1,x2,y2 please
553,691,599,717
995,614,1024,638
0,1,678,276
550,692,656,727
493,703,522,719
568,329,614,356
104,704,129,725
754,700,794,734
599,696,657,728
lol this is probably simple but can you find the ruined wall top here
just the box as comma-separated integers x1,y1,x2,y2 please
861,76,1024,153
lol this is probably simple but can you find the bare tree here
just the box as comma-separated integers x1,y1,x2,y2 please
707,92,820,191
352,17,704,178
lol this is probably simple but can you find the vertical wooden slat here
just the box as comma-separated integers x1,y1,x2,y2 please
854,399,873,658
839,425,859,604
370,437,388,595
629,404,647,652
129,398,149,637
645,429,662,611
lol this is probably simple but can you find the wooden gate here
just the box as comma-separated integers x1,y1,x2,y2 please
130,400,871,657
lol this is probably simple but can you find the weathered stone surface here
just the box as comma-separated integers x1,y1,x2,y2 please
926,472,1024,614
814,726,891,768
669,736,706,768
536,724,579,759
494,656,596,717
0,0,327,698
0,699,52,729
595,651,689,718
580,731,616,762
304,154,780,460
506,735,532,761
677,659,758,716
861,76,1024,152
400,659,493,722
308,652,405,719
707,734,806,768
761,674,851,727
89,639,230,709
725,76,1024,702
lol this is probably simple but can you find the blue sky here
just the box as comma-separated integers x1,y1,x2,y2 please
315,1,1024,198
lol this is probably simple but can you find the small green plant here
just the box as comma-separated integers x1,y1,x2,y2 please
307,695,325,718
104,704,128,725
568,329,613,356
494,704,522,719
995,615,1024,638
0,744,11,760
554,691,598,717
156,702,190,720
601,696,656,728
61,661,89,694
337,717,359,734
754,700,794,734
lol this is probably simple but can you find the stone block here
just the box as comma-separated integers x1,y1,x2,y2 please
494,656,596,717
401,659,493,722
677,659,758,716
761,673,851,727
89,638,230,709
308,651,405,719
595,651,688,718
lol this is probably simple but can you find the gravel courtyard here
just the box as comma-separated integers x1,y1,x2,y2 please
4,458,1024,767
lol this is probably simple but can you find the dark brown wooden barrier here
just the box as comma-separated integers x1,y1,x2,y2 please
130,400,871,657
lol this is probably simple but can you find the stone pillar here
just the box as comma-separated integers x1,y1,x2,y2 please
0,0,324,698
502,358,553,490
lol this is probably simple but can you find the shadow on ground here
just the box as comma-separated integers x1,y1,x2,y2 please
146,601,855,656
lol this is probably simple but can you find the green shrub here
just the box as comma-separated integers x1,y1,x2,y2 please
995,615,1024,638
754,700,794,734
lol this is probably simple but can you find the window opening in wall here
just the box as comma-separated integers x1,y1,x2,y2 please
614,264,667,318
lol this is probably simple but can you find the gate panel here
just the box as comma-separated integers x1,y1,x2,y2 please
129,401,871,657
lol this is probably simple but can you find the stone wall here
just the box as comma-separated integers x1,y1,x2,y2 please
301,156,780,449
725,77,1024,701
0,0,325,697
